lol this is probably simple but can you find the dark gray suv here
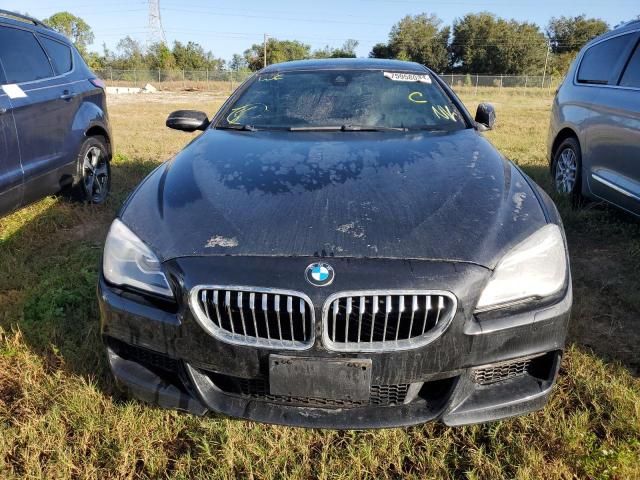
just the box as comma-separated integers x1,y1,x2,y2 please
0,10,112,217
549,20,640,217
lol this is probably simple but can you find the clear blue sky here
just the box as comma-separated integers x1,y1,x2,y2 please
7,0,640,62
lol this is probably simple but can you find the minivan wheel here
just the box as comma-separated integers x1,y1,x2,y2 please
73,136,111,204
552,137,582,197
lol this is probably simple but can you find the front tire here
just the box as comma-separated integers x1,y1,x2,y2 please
552,137,582,198
73,136,111,204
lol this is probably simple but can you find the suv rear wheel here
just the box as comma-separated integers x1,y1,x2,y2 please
73,136,111,204
552,137,582,197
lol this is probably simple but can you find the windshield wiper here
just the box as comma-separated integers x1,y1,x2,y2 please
409,126,450,132
216,124,258,131
342,125,408,132
289,125,407,132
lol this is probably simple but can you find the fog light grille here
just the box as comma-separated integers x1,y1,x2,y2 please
472,355,540,385
107,338,179,373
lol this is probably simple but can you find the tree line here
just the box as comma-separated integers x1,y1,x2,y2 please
43,11,612,76
369,12,609,75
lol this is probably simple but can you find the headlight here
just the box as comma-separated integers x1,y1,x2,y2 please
103,219,173,298
475,224,567,312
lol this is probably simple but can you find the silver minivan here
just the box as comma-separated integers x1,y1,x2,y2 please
548,20,640,217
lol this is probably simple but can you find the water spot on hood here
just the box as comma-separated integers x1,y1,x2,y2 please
512,192,528,221
324,243,344,254
337,221,366,239
205,235,239,248
468,150,480,168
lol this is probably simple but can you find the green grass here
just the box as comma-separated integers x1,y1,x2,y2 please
0,90,638,479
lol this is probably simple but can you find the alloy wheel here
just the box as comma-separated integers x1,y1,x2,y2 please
555,147,578,194
83,146,109,203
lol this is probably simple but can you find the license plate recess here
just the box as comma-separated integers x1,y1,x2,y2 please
269,355,372,402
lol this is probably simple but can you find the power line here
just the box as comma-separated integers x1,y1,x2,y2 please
160,7,392,27
161,28,586,48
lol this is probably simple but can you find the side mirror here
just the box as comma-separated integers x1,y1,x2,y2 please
475,103,496,130
166,110,210,132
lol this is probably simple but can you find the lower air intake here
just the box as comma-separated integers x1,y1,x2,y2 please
208,373,412,408
472,355,543,385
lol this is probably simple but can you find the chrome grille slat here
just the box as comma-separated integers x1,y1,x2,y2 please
191,286,314,350
225,290,234,335
249,293,259,337
383,295,391,342
395,295,404,341
370,295,378,343
237,292,247,335
212,290,221,327
422,295,432,335
435,296,444,325
287,296,293,340
408,295,418,337
332,299,339,342
357,296,365,344
274,294,283,340
345,297,352,342
323,290,457,352
261,293,271,341
201,291,212,324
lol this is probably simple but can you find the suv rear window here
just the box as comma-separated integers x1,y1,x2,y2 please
577,34,635,84
0,26,53,83
39,36,73,75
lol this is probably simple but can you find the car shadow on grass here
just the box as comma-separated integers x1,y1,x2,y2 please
0,155,162,396
521,164,640,376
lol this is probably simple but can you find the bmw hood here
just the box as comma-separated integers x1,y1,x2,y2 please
120,128,547,269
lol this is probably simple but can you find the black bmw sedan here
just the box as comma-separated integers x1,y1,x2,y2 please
99,59,572,428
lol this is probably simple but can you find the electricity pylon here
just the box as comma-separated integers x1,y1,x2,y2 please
148,0,167,46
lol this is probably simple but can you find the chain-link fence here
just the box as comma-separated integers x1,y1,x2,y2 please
96,69,559,94
95,69,254,95
438,73,557,90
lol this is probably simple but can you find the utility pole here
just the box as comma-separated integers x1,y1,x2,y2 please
542,39,551,88
263,33,269,68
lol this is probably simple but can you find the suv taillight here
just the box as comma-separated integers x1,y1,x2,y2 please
90,78,106,89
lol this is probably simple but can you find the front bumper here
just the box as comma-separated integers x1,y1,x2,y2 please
99,256,571,429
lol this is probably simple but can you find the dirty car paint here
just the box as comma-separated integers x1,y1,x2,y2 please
121,128,546,268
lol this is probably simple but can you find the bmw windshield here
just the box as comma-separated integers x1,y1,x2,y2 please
217,69,468,131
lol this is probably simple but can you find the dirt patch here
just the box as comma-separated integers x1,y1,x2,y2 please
567,232,640,375
0,357,25,420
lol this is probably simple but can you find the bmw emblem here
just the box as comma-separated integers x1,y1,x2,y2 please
305,262,335,287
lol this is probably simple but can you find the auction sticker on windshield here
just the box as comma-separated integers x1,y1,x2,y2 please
384,72,432,83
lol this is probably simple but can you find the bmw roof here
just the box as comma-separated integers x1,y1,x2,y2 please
261,58,429,74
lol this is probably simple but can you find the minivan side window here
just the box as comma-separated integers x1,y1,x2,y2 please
620,43,640,88
577,34,634,85
39,36,73,75
0,26,53,83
